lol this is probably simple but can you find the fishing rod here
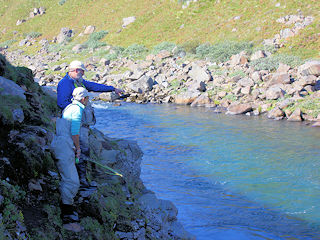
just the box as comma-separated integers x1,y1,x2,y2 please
75,157,123,177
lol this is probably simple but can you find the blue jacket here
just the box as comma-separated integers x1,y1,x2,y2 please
57,73,115,109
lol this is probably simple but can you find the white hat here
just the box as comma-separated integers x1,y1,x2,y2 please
72,87,89,101
69,60,88,72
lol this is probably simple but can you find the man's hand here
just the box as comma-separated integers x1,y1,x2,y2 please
76,148,81,158
114,88,124,95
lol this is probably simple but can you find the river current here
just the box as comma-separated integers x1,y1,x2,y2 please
93,101,320,240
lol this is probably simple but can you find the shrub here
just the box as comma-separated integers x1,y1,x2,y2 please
153,42,177,54
122,44,148,58
58,0,67,5
181,40,200,54
250,54,304,71
89,30,108,42
24,31,42,39
0,39,16,48
104,46,124,61
196,41,254,63
85,30,108,50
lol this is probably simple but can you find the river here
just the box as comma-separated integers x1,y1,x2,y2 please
93,101,320,240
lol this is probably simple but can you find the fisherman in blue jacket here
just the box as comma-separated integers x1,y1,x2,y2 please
57,60,123,188
57,60,123,110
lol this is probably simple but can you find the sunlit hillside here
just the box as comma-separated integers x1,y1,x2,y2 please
0,0,319,58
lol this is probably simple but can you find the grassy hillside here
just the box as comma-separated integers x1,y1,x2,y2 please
0,0,319,59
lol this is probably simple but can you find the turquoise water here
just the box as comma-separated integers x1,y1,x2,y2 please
93,102,320,239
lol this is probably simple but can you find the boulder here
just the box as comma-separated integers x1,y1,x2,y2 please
280,28,295,39
155,50,172,60
188,63,211,83
122,16,136,28
250,50,266,61
0,76,26,99
138,193,195,240
83,25,95,35
238,77,254,87
127,76,154,93
298,61,320,77
277,63,290,73
174,91,200,105
12,108,24,123
266,85,285,100
226,103,252,115
190,93,215,107
267,73,291,87
16,19,26,26
298,75,317,86
188,80,206,92
129,69,145,80
267,107,284,120
241,86,251,95
56,28,73,44
230,52,248,65
287,108,303,121
251,71,261,82
99,92,119,102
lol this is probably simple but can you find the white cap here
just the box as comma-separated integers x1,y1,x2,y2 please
69,60,88,72
72,87,89,101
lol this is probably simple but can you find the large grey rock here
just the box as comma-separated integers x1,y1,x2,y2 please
12,108,24,123
139,193,195,240
266,85,285,100
238,77,254,87
174,90,200,105
129,69,145,80
280,28,295,39
190,93,214,107
298,61,320,77
267,107,284,120
188,80,206,92
122,16,136,28
230,52,248,65
127,76,154,93
226,103,252,115
100,150,119,165
267,73,291,87
188,63,211,83
298,75,317,86
57,28,73,44
0,76,26,99
99,92,119,102
83,25,95,35
287,108,302,121
250,50,266,61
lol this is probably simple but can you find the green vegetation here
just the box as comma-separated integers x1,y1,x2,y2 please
123,43,148,58
250,54,304,71
0,0,318,58
24,31,42,39
0,39,16,48
196,41,254,63
85,30,108,50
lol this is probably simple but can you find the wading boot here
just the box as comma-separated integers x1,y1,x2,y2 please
60,203,79,223
76,162,90,189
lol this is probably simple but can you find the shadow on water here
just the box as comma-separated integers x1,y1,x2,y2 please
93,102,320,240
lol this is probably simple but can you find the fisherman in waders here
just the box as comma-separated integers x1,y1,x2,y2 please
51,87,90,224
57,60,123,189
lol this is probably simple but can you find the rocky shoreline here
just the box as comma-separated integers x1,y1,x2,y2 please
3,43,320,126
0,54,194,239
